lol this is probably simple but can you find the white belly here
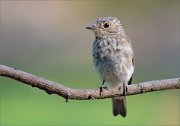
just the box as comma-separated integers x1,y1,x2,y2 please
93,39,134,86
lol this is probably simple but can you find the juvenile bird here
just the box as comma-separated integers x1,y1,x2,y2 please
86,17,135,117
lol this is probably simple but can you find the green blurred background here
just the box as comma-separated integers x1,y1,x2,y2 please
0,0,180,125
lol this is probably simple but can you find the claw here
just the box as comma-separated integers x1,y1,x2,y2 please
99,86,108,95
102,86,108,90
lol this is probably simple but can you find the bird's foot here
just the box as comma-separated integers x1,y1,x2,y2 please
99,86,108,96
123,83,127,96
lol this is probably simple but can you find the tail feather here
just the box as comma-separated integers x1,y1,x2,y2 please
112,96,126,117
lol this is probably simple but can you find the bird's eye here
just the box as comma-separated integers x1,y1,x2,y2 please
103,23,109,28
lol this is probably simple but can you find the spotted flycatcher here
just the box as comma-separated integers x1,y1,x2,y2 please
86,17,135,117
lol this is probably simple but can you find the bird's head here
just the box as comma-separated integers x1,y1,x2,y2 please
86,17,123,38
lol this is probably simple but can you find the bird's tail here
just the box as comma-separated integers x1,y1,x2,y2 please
112,96,126,117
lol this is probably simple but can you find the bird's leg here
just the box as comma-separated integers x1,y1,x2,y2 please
123,82,126,96
99,87,103,96
102,80,108,90
102,80,105,86
99,80,108,95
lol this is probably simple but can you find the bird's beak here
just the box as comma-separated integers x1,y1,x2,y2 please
86,24,96,30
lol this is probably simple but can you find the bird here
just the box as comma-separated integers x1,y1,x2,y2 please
86,17,135,117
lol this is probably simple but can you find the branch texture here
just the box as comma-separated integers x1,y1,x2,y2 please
0,64,179,100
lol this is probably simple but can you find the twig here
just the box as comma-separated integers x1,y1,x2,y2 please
0,64,179,100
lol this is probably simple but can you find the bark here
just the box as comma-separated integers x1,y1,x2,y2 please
0,64,179,100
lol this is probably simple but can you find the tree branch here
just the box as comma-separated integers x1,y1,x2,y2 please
0,64,179,100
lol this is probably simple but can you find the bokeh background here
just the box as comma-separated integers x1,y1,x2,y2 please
0,0,180,125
